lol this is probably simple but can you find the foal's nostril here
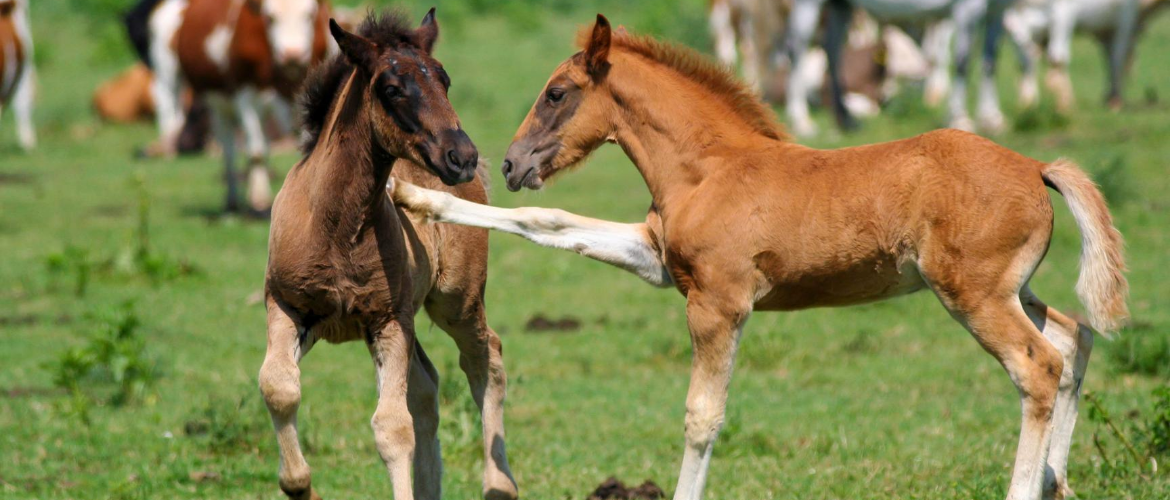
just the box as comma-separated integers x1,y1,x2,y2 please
447,149,460,167
502,160,514,178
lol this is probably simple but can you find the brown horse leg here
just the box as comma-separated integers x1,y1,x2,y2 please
408,340,442,500
367,320,418,500
941,293,1063,500
1020,289,1092,500
259,298,320,500
672,292,749,500
425,299,518,500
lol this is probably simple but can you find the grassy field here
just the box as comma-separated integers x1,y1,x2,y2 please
2,1,1168,498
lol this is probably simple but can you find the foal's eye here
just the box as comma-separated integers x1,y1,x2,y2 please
546,88,565,104
385,86,404,100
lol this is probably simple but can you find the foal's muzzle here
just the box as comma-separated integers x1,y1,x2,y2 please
425,129,479,186
501,139,552,192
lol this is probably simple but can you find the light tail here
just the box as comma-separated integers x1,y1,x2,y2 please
1042,159,1129,334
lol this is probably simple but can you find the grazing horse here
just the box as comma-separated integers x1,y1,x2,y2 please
1005,0,1170,112
392,16,1129,500
0,0,34,150
149,0,332,214
262,10,517,500
786,0,1016,136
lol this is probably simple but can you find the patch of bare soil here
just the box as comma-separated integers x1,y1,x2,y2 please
587,477,666,500
525,313,581,333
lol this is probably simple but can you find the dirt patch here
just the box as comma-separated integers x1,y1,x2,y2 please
2,386,66,398
0,313,73,327
0,172,35,186
525,314,581,333
587,477,665,500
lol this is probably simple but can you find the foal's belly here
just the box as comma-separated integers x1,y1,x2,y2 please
752,255,926,311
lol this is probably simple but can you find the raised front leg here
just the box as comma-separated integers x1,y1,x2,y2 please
672,293,750,500
368,320,418,500
391,180,672,287
259,297,320,500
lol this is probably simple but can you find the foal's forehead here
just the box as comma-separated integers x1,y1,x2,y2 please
548,56,588,86
383,49,442,78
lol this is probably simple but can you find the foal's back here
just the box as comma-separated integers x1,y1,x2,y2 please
692,129,1053,310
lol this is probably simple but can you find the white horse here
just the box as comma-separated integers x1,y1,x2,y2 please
786,0,1017,136
1005,0,1169,113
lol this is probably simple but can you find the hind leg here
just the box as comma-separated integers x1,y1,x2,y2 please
1021,289,1092,500
259,297,320,500
408,340,442,500
943,294,1063,500
425,296,517,500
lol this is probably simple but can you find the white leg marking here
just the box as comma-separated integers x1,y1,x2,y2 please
392,180,672,287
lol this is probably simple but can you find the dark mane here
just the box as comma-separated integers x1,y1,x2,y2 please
578,28,788,141
298,9,422,155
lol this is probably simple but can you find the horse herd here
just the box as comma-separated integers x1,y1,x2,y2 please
709,0,1168,136
5,2,1140,500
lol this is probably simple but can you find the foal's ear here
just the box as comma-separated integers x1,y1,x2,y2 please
415,7,439,55
330,19,378,72
585,14,612,78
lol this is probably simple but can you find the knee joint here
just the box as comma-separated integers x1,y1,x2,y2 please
259,364,300,414
371,410,415,454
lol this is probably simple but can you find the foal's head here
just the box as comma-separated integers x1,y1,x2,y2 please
501,15,616,192
324,9,477,185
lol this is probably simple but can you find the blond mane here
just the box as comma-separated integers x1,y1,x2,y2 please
578,27,788,141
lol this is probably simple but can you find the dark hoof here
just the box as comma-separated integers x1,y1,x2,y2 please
247,207,272,220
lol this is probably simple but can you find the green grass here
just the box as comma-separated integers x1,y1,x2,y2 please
2,1,1168,498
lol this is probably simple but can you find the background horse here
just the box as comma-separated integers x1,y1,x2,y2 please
395,15,1128,500
0,0,34,150
148,0,332,215
1005,0,1170,112
786,0,1016,136
262,10,516,500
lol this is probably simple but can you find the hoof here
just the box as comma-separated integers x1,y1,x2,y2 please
792,119,818,139
978,112,1006,135
247,207,273,220
484,470,519,500
948,116,976,133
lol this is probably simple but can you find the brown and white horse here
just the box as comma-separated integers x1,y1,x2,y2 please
393,15,1129,500
148,0,332,214
263,10,516,500
0,0,34,150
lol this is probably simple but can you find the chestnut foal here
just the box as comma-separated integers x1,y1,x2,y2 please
262,11,516,500
392,15,1128,500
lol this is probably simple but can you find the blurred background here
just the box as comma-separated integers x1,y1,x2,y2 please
1,0,1168,498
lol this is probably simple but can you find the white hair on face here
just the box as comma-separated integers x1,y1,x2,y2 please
262,0,318,65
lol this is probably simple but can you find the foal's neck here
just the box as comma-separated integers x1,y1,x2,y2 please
308,71,396,245
608,54,782,212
